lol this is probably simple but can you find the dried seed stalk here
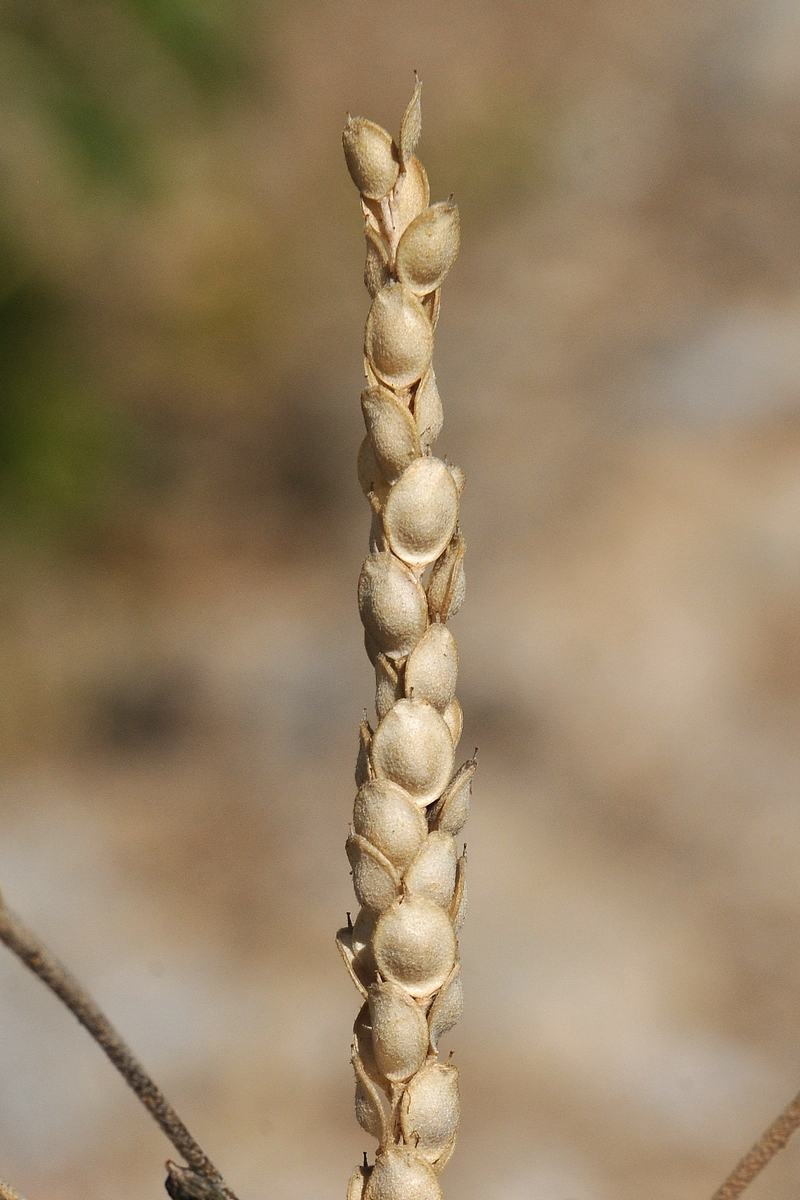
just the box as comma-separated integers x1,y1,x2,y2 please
339,79,473,1200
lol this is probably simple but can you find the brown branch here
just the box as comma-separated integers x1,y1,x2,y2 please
711,1086,800,1200
0,895,241,1200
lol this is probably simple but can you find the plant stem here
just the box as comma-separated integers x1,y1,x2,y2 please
711,1087,800,1200
0,897,240,1200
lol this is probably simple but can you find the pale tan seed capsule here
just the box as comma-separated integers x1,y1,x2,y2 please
413,369,444,452
355,716,375,789
428,759,475,835
399,1063,460,1167
383,458,459,568
449,851,467,935
442,697,463,748
352,906,377,974
430,1136,456,1175
347,834,402,913
353,779,427,872
405,623,458,711
357,436,389,503
396,201,461,297
353,1049,388,1143
365,283,433,389
358,552,429,661
392,156,430,241
374,653,403,722
398,76,422,170
371,698,455,806
447,463,466,495
336,926,369,998
348,1163,371,1200
422,287,441,330
343,116,399,200
427,534,466,622
427,963,463,1052
364,1146,442,1200
365,226,390,298
403,831,458,908
368,979,429,1083
354,1002,383,1086
373,895,457,998
361,386,420,483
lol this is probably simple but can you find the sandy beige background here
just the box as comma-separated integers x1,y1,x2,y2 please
2,2,800,1198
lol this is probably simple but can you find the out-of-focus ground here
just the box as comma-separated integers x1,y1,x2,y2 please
2,2,800,1198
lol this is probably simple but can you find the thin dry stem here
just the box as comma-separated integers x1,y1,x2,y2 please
711,1087,800,1200
0,897,239,1200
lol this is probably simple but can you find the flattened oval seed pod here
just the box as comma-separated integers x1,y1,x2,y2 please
398,76,422,170
427,963,463,1052
383,458,459,568
343,117,399,200
346,834,401,913
368,979,429,1082
352,906,377,977
448,463,466,495
361,386,420,483
374,653,403,722
353,1050,387,1143
355,716,374,789
358,553,428,661
399,1063,460,1166
422,287,441,331
365,283,433,389
365,227,390,298
373,895,457,998
347,1163,371,1200
353,1002,383,1085
392,156,430,240
353,779,427,872
336,926,368,998
442,697,463,748
428,758,475,835
405,623,458,711
413,369,444,452
449,851,468,935
371,698,455,806
364,1146,442,1200
396,201,461,296
403,831,458,908
357,436,390,503
427,534,466,622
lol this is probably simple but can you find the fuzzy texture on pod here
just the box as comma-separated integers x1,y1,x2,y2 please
342,82,472,1200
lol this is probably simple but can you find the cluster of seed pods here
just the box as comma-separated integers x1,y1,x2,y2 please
337,81,475,1200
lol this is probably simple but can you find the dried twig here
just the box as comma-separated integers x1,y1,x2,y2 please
711,1086,800,1200
0,895,240,1200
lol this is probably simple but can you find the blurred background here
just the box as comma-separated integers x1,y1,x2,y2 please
2,1,800,1198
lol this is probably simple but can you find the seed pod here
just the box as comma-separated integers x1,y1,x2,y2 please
336,925,368,998
428,759,475,836
442,697,463,748
398,76,422,170
374,653,402,722
358,552,428,661
413,369,444,452
353,779,427,872
403,831,457,908
392,156,430,240
371,698,455,806
427,534,466,622
361,386,420,483
405,623,458,711
364,1146,442,1200
357,436,390,504
427,963,463,1052
353,1049,388,1143
383,458,459,568
373,895,457,998
354,1002,383,1085
365,283,433,389
368,979,429,1082
355,716,374,789
347,1163,371,1200
422,287,441,330
396,201,460,297
347,834,402,913
399,1062,460,1167
343,116,399,200
449,851,467,934
365,226,390,298
447,463,466,495
352,907,377,979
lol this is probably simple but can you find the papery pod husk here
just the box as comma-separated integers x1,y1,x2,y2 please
347,833,402,913
391,156,431,240
383,457,459,568
364,356,382,390
449,851,467,935
353,778,427,872
364,1146,442,1200
343,116,399,200
396,201,460,297
447,463,466,495
365,226,391,298
371,698,455,807
413,369,444,452
373,894,457,999
427,534,466,622
368,507,387,555
374,652,403,722
399,1062,460,1167
404,623,458,712
428,759,475,836
336,926,369,998
442,697,463,749
422,287,441,330
355,716,375,788
347,1162,371,1200
358,552,429,661
361,386,420,483
354,1002,384,1086
357,436,390,505
352,906,378,979
365,283,434,390
368,978,429,1083
427,962,463,1052
398,76,422,170
403,831,458,909
353,1049,388,1143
